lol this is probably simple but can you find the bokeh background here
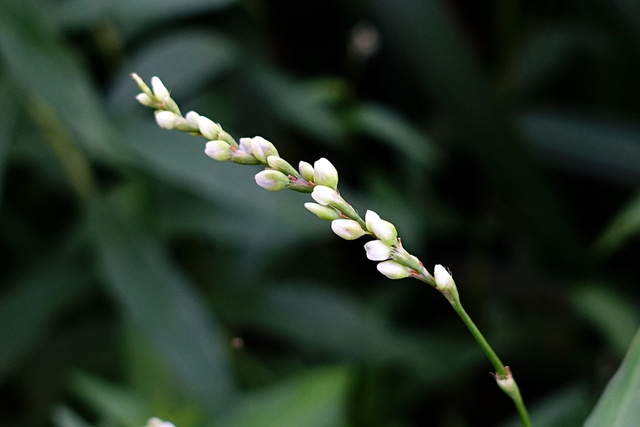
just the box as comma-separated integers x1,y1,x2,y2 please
1,0,640,426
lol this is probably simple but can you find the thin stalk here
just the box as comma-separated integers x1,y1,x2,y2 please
450,299,532,427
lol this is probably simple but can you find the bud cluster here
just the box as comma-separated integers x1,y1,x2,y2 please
132,74,457,300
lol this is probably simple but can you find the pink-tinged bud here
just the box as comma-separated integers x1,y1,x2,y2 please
238,138,254,155
331,219,366,240
365,210,397,246
250,136,279,163
313,157,339,190
155,111,180,129
434,264,455,291
298,161,315,181
311,185,340,206
364,240,392,261
205,140,232,161
254,170,289,191
304,203,341,221
376,260,411,279
197,116,222,140
150,76,171,103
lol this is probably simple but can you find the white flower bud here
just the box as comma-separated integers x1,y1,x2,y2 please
434,264,455,291
135,93,155,107
298,161,315,181
205,140,232,161
365,210,398,246
313,157,339,190
131,73,152,96
146,418,176,427
364,240,392,261
254,169,289,191
250,136,279,163
150,76,171,103
304,203,341,221
331,219,366,240
185,111,201,128
197,116,222,140
376,260,411,279
311,185,340,206
154,110,180,129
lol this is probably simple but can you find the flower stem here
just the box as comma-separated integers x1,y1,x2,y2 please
450,300,532,427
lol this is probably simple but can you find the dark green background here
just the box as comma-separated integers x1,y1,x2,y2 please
1,0,639,426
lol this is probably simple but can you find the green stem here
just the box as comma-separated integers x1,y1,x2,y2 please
450,299,532,427
451,301,506,375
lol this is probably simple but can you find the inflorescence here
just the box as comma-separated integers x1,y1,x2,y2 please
132,73,460,301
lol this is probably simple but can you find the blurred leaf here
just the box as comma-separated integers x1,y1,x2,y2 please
593,190,640,257
519,111,640,186
220,365,351,427
584,326,640,427
571,283,640,357
124,328,208,427
0,77,17,209
109,31,239,113
70,372,150,427
604,0,640,47
0,0,122,161
499,384,589,427
227,282,478,384
87,197,237,414
505,25,613,97
367,0,581,262
351,102,442,171
249,68,347,144
55,0,235,33
52,406,92,427
0,265,86,380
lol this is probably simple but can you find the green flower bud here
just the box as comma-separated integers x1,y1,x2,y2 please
230,150,261,165
131,73,153,97
376,260,411,279
298,161,315,181
365,210,398,246
205,140,232,161
250,137,279,163
391,246,423,273
267,156,299,177
255,169,289,191
313,157,339,190
364,240,392,261
331,219,366,240
304,202,341,221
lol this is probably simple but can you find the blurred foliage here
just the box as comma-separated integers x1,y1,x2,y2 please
1,0,640,426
